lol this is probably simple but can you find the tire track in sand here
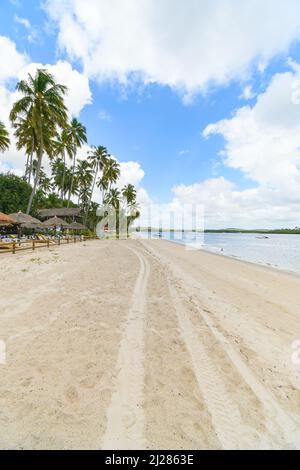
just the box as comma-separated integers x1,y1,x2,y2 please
101,245,150,450
141,240,300,449
168,282,261,450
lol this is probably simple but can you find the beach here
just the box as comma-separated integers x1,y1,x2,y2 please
0,239,299,449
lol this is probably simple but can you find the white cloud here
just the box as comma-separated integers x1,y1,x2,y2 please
118,161,145,189
178,149,190,157
98,109,112,122
240,85,255,100
14,15,31,29
186,63,300,228
0,36,28,83
45,0,300,97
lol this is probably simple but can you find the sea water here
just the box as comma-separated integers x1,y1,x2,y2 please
141,231,300,275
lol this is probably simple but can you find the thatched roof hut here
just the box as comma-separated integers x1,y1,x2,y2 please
42,216,69,228
67,222,86,231
9,211,41,227
37,208,81,220
0,212,15,226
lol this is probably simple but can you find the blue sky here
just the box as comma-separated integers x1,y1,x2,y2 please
2,0,300,227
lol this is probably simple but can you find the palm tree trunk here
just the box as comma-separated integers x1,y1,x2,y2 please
27,118,43,214
84,169,97,224
61,148,66,201
26,149,42,214
24,153,30,181
67,147,77,208
28,145,34,185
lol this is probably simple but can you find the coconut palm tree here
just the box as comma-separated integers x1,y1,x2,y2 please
85,145,108,222
52,129,74,200
105,188,121,238
10,69,68,214
97,176,109,203
38,170,53,196
75,159,93,208
122,184,138,237
103,157,120,192
65,118,87,207
122,184,137,206
0,121,10,152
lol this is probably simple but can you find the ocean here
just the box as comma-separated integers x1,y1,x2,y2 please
141,231,300,275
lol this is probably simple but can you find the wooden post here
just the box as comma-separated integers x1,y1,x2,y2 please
32,240,35,251
67,237,69,244
74,237,76,244
12,241,16,254
47,238,50,248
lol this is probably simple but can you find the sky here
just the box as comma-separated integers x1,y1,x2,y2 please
1,0,300,228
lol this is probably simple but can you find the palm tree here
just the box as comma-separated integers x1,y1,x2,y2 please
65,118,87,207
52,129,74,200
97,176,109,203
75,159,93,208
51,157,65,197
122,184,138,237
38,170,53,196
122,184,137,206
0,121,10,152
13,117,37,184
10,69,68,214
105,188,121,238
85,145,108,222
103,157,120,193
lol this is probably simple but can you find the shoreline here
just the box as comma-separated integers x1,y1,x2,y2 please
140,234,300,278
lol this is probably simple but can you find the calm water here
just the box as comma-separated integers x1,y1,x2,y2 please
143,231,300,275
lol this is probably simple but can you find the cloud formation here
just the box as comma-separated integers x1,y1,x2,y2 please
45,0,300,97
169,63,300,228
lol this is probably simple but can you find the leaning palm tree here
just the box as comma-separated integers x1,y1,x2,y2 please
10,69,68,214
85,145,108,222
0,121,10,152
65,118,87,207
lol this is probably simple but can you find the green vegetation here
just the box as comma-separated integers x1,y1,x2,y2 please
0,173,32,214
1,68,140,233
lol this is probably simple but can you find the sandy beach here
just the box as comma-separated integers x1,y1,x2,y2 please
0,238,299,450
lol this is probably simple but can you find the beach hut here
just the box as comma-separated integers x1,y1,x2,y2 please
37,208,81,222
67,222,86,231
9,211,42,238
0,212,15,226
9,211,41,227
42,216,69,229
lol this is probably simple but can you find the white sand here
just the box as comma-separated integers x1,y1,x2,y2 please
0,239,299,449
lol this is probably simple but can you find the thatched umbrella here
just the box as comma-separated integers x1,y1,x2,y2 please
42,216,69,228
0,212,15,226
9,211,41,226
9,211,42,237
67,222,86,231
